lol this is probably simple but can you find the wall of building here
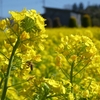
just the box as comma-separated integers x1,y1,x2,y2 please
70,12,81,26
43,7,82,27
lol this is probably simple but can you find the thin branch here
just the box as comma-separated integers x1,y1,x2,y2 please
0,51,9,60
73,62,89,77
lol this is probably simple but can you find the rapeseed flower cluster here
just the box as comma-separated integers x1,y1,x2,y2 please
0,9,46,100
57,35,97,67
56,34,100,99
0,9,100,100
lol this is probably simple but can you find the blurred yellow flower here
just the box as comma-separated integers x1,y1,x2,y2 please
44,78,66,94
0,30,6,42
68,92,74,100
20,31,30,40
0,19,6,30
82,90,89,98
9,9,25,21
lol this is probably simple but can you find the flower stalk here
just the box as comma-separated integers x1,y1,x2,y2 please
1,37,20,100
70,61,74,93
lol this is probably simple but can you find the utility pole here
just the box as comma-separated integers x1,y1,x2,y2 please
88,1,90,7
43,0,45,7
0,0,2,17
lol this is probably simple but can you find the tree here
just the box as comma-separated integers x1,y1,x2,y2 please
82,14,92,27
72,3,78,11
85,5,100,26
68,16,77,28
79,2,84,11
45,18,53,28
53,17,61,27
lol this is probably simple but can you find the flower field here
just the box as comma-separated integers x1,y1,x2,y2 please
0,9,100,100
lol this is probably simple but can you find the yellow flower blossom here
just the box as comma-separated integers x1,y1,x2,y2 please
9,8,45,34
20,31,30,40
34,54,41,62
70,55,77,61
7,88,19,100
44,78,66,94
68,92,74,100
9,9,25,21
0,19,6,30
38,43,44,51
36,14,46,33
55,55,62,66
82,90,89,98
0,30,6,42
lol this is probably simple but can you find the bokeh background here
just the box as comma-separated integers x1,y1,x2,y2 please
0,0,100,17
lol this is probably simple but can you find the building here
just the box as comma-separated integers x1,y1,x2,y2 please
42,6,85,27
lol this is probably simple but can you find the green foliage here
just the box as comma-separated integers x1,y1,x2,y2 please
81,14,92,27
68,17,77,28
53,17,61,27
84,5,100,26
72,3,78,11
45,18,53,28
21,16,40,33
92,17,100,26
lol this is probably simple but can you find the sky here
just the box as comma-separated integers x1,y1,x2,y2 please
0,0,100,18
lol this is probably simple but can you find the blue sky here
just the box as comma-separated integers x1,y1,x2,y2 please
1,0,100,17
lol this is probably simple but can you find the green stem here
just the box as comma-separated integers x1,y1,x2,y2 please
73,62,89,78
70,61,74,93
0,77,4,88
1,37,20,100
60,67,69,79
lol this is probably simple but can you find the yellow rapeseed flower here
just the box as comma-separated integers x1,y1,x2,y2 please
0,30,6,42
9,9,26,21
82,90,89,98
44,78,66,94
20,31,30,40
0,19,6,30
68,92,74,100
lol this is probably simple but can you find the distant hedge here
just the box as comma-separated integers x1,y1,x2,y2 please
68,17,77,28
81,14,91,27
53,17,61,27
45,18,53,28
